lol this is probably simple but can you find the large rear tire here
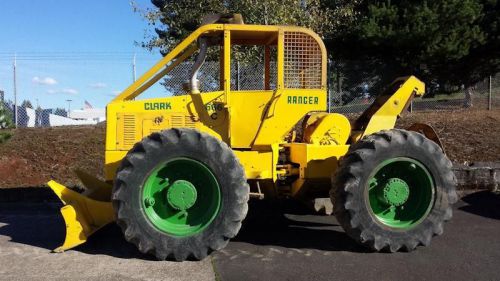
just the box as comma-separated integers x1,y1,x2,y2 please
112,128,249,261
331,129,457,252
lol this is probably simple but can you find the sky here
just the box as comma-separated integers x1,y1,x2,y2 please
0,0,166,110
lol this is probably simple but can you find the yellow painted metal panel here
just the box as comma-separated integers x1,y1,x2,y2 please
233,150,273,179
286,143,349,179
225,24,280,32
229,90,274,148
361,76,425,137
285,143,350,196
223,29,232,141
105,150,127,181
223,29,231,104
277,30,285,90
264,46,271,90
253,89,327,147
105,103,117,151
304,113,351,145
271,143,280,182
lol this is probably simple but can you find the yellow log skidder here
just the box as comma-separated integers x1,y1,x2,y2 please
47,14,457,261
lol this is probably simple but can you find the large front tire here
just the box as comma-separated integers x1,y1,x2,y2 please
332,129,457,252
112,128,249,261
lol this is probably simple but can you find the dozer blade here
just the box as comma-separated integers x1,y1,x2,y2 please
47,178,114,253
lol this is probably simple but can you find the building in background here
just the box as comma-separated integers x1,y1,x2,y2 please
69,100,105,123
0,97,105,127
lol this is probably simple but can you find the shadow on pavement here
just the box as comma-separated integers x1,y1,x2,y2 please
0,202,152,260
0,202,66,251
0,196,375,259
78,223,155,260
459,190,500,220
233,199,368,253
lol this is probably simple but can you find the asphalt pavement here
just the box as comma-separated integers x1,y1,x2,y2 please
0,191,499,281
0,202,215,281
214,191,500,281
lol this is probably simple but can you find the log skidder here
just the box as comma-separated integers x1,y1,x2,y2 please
46,14,457,261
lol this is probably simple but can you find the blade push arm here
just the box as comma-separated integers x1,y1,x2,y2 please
353,76,425,139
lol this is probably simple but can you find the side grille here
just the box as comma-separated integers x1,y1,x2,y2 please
122,115,136,146
170,115,196,128
171,115,183,127
185,116,196,128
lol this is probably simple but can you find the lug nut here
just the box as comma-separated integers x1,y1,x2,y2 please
145,197,156,207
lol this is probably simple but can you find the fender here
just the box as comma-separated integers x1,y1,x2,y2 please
407,123,446,154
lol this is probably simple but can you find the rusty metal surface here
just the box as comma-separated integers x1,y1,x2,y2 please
407,122,446,153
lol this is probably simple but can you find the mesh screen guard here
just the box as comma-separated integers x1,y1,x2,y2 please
284,32,323,89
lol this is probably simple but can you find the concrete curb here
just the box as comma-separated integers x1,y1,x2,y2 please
453,162,500,192
310,161,500,215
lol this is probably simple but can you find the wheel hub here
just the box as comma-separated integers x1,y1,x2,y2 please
166,180,198,211
383,178,410,206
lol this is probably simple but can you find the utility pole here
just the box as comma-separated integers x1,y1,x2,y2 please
327,59,332,113
488,75,492,110
236,61,240,90
336,67,342,106
13,53,17,128
66,99,72,118
132,53,137,82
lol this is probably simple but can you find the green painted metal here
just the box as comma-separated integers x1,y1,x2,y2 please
367,157,435,229
142,157,221,236
167,180,198,211
383,178,410,206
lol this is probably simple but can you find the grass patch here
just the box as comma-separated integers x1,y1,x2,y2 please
0,131,12,144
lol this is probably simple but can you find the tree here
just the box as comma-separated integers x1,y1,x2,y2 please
0,102,13,129
21,100,33,109
137,0,343,55
325,0,500,101
136,0,359,94
53,108,67,117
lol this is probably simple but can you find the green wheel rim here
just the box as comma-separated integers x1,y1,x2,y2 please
142,157,221,237
367,157,435,229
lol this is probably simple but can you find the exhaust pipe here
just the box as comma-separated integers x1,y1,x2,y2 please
189,37,208,94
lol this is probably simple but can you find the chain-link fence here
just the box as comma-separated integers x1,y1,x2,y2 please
161,59,500,113
0,97,70,128
328,64,500,114
161,61,278,95
1,60,498,128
